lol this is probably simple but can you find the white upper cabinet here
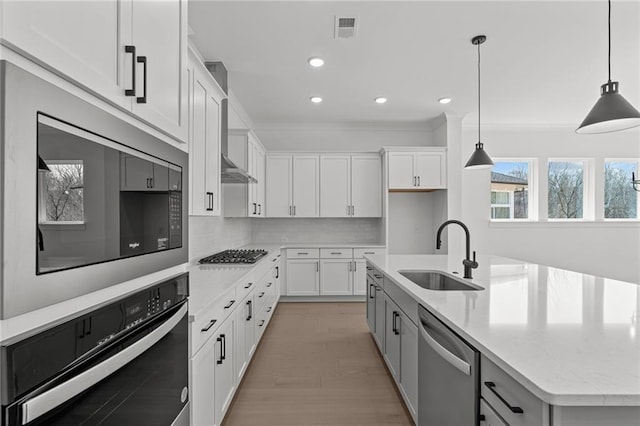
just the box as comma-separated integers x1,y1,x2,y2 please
351,155,382,217
320,156,351,217
188,50,223,216
320,154,381,218
387,148,447,190
266,155,319,217
1,0,188,141
224,131,266,217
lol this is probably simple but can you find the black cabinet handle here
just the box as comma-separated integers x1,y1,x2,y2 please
224,300,235,309
392,311,400,335
484,382,524,414
275,266,279,278
266,282,272,288
149,177,153,188
253,203,257,215
216,336,223,364
124,45,136,96
266,306,272,313
136,55,147,104
206,192,213,211
246,300,252,321
369,284,375,299
331,252,342,255
244,282,253,289
221,334,226,361
258,292,265,298
258,320,265,327
374,274,383,279
366,266,373,271
201,319,217,332
258,204,262,215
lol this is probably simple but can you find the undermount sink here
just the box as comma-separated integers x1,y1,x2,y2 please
399,271,484,291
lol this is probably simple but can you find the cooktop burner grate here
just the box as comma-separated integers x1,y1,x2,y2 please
198,249,268,264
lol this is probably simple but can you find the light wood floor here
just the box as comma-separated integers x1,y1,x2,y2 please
222,302,414,426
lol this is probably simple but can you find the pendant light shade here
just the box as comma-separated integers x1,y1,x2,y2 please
576,0,640,134
465,35,494,170
576,81,640,133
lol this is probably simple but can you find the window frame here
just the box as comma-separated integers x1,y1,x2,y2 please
546,158,593,221
490,158,537,222
602,158,639,221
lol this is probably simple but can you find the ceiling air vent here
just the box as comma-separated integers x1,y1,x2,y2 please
335,16,358,38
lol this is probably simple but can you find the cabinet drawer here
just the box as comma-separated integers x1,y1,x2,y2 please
354,248,386,259
255,300,276,340
237,271,256,300
367,265,385,286
480,398,508,426
481,355,547,426
191,286,238,355
383,278,418,326
319,248,352,259
286,248,320,259
255,274,276,311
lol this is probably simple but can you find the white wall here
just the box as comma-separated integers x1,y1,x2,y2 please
459,125,640,283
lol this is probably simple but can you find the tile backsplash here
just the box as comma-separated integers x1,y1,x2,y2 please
188,216,252,262
251,218,383,244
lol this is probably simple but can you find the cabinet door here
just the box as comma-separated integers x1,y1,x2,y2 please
351,156,382,217
130,0,187,140
353,259,367,295
191,337,215,426
384,297,401,380
214,318,235,423
320,156,350,217
320,259,352,295
399,313,419,421
234,296,255,383
292,156,320,217
415,152,446,189
256,148,266,217
374,285,385,349
266,156,292,217
286,260,319,296
189,65,222,216
366,275,376,333
388,153,415,189
0,0,128,109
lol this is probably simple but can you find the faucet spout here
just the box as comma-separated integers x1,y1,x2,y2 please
435,219,478,279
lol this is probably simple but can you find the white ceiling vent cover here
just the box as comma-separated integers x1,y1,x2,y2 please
335,16,358,38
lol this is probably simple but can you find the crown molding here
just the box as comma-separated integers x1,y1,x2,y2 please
253,120,434,133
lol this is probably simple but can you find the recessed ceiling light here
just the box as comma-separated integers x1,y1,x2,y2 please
438,97,452,104
374,97,387,104
310,96,323,103
308,57,324,67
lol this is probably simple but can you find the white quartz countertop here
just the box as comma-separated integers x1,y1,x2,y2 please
365,254,640,406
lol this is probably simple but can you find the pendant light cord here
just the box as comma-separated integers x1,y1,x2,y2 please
608,0,611,83
477,39,481,143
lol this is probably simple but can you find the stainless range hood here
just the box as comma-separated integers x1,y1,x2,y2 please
205,62,257,184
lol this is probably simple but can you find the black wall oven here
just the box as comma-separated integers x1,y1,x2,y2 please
0,60,188,319
1,273,190,426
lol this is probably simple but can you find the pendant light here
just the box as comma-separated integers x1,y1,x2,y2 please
576,0,640,134
465,35,494,170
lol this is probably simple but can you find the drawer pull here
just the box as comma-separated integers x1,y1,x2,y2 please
364,251,375,254
224,300,236,309
484,382,524,414
366,266,373,271
266,282,272,288
201,319,217,332
266,306,272,313
258,320,265,327
374,274,383,279
330,252,342,255
244,282,253,289
258,292,265,298
297,252,308,255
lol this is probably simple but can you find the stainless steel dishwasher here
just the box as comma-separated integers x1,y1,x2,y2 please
418,305,479,425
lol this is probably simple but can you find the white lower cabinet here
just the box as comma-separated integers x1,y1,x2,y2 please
353,259,367,295
320,259,352,295
480,399,509,426
191,338,215,426
234,294,255,383
286,259,320,296
213,318,235,424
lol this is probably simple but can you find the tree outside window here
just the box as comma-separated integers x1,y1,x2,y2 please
491,161,529,220
40,161,84,222
548,161,583,219
604,161,638,219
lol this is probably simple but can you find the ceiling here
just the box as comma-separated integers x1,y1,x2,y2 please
189,0,640,128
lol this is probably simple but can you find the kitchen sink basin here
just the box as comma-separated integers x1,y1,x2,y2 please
398,271,484,291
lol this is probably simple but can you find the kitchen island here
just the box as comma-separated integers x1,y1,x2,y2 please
365,254,640,426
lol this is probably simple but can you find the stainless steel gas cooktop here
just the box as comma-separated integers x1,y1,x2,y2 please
198,249,268,264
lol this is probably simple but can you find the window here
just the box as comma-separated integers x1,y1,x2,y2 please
491,161,530,219
38,161,84,223
604,160,638,219
548,161,584,219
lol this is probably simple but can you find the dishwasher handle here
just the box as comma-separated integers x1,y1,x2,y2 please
419,320,471,376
